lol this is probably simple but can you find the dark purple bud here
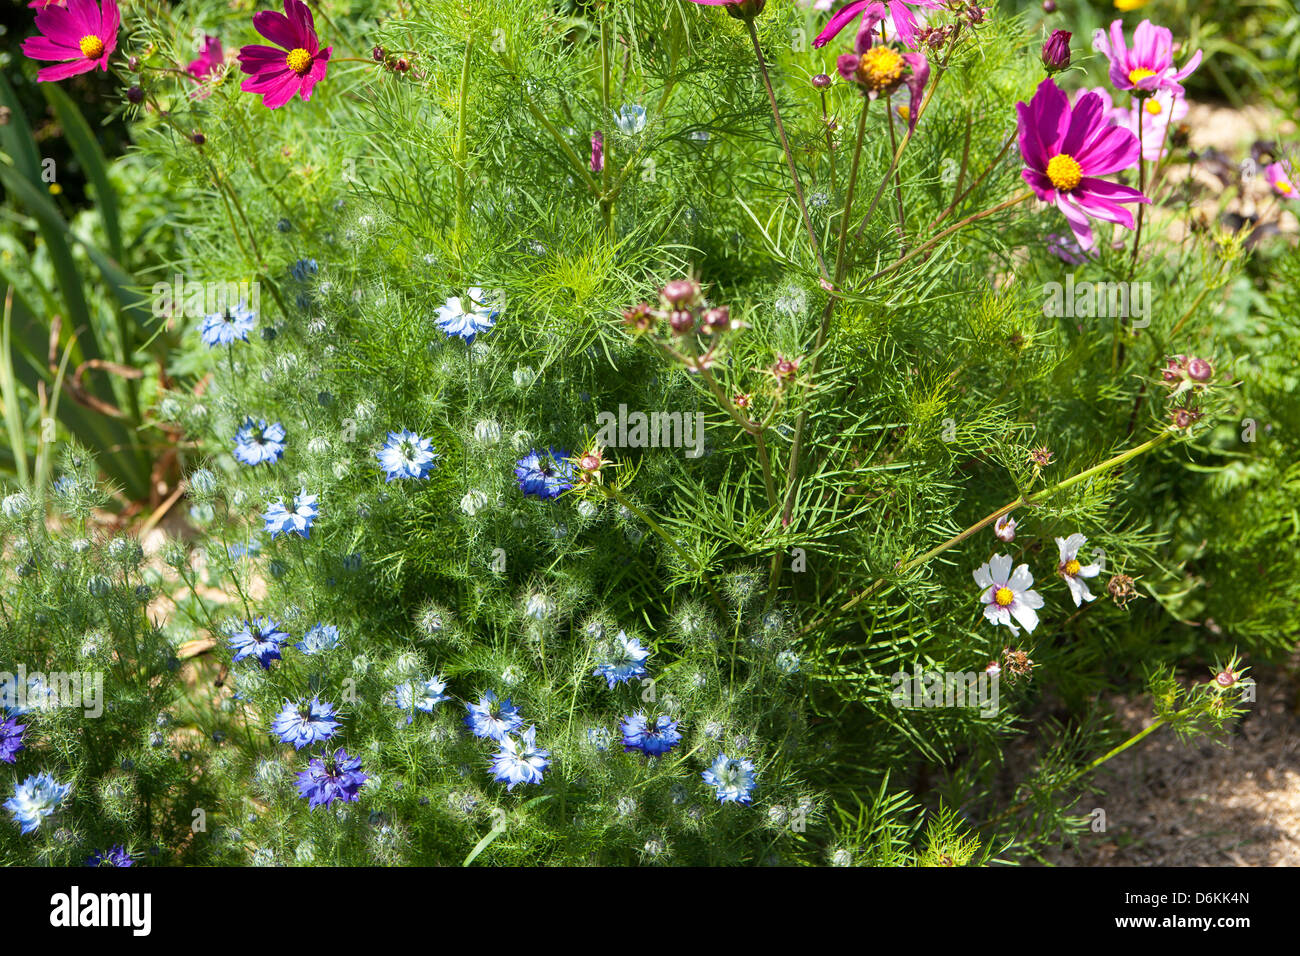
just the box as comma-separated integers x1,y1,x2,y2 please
191,130,206,145
1042,0,1057,12
1042,30,1071,74
661,278,701,307
724,0,767,20
373,46,386,62
669,309,695,335
1186,357,1213,382
126,85,144,105
812,73,831,89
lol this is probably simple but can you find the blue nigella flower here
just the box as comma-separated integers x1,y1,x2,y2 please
394,676,450,723
228,539,263,560
465,690,523,741
620,712,682,757
593,631,651,689
271,697,342,750
377,430,439,481
295,748,368,809
290,258,318,282
5,772,71,834
263,488,318,538
702,752,757,805
514,447,576,500
229,617,289,669
615,103,647,134
434,287,499,344
490,726,549,791
200,303,256,347
297,623,341,654
233,418,286,466
0,717,26,763
86,845,133,867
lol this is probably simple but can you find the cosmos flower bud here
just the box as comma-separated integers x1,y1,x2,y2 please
769,354,800,386
661,278,701,308
623,302,655,333
994,514,1017,542
373,46,386,62
1041,30,1071,74
126,85,144,104
812,73,831,89
722,0,767,21
1042,0,1057,12
701,306,732,334
1185,357,1213,382
1169,406,1202,429
669,309,695,335
1214,667,1238,688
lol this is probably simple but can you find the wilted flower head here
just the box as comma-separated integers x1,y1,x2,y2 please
1107,573,1139,607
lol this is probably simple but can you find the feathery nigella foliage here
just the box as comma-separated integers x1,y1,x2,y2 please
2,0,1295,868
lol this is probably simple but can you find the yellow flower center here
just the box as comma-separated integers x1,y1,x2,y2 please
857,47,905,93
897,104,910,123
1278,180,1294,195
1064,559,1081,577
1046,153,1083,192
1128,67,1157,85
994,587,1015,607
79,35,105,59
285,47,312,75
1144,98,1163,116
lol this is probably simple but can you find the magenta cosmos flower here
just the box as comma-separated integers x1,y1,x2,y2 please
238,0,332,109
1018,78,1149,250
1265,162,1296,200
22,0,119,83
834,6,928,134
189,36,225,81
813,0,943,50
1093,19,1202,95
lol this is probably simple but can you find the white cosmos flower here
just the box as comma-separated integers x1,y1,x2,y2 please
974,553,1044,637
1056,533,1102,606
994,514,1017,542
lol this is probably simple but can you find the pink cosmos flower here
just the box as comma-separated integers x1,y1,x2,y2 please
1018,78,1149,250
28,1,68,9
1092,19,1202,95
834,6,929,134
1082,86,1187,163
813,0,944,51
237,0,332,110
1264,161,1296,200
188,36,225,82
22,0,119,83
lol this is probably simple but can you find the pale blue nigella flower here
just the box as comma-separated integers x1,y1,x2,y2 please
297,623,341,654
435,287,499,344
233,418,286,466
465,690,523,741
615,103,647,134
703,752,757,805
593,631,651,689
201,303,256,347
490,726,549,791
290,259,318,282
5,772,71,834
376,429,438,481
271,697,342,749
263,488,318,538
394,676,450,723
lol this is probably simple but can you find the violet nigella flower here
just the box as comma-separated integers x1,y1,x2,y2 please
1092,19,1202,96
1017,78,1149,250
